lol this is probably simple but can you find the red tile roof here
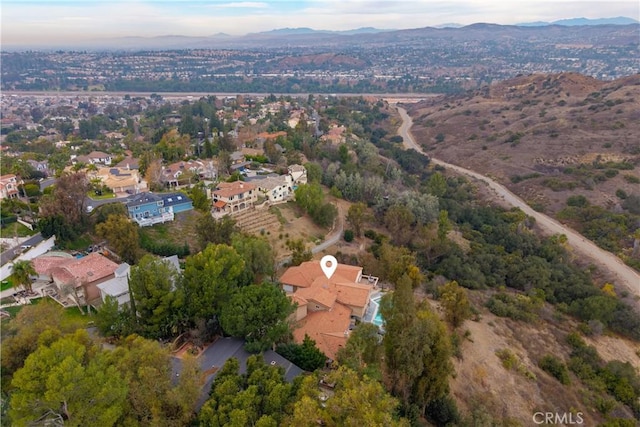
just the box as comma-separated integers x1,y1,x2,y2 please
292,302,351,360
213,181,256,198
34,252,118,288
279,261,362,289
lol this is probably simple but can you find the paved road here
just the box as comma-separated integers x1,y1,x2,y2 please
312,205,344,254
0,233,44,267
86,195,130,210
396,105,640,303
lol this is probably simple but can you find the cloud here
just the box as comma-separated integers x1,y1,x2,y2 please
214,2,269,8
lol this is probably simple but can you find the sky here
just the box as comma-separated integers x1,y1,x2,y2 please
2,0,639,46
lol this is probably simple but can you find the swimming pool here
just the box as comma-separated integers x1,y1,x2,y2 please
370,295,384,327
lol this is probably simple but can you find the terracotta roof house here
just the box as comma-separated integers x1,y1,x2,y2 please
279,260,379,360
0,174,21,200
211,181,257,218
33,252,119,305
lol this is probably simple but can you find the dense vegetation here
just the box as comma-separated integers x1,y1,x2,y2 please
2,92,638,426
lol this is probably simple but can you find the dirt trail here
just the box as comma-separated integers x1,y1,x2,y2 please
396,105,640,305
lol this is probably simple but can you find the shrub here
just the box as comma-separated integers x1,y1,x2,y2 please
539,355,571,385
343,229,354,242
615,189,628,199
567,195,588,207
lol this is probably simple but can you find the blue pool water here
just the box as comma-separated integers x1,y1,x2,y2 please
371,295,384,326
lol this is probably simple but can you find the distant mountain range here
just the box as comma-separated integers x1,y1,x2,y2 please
251,27,391,36
517,16,639,26
5,17,638,51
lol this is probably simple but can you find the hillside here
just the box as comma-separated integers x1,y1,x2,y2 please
445,292,640,426
408,73,640,213
407,73,640,265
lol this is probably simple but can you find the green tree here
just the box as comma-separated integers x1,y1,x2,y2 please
96,214,141,264
199,355,295,427
10,260,36,293
377,242,423,288
426,172,447,198
93,202,127,225
182,244,245,324
286,238,312,266
0,301,76,379
9,330,128,427
38,214,77,243
336,323,383,379
190,184,209,211
381,274,454,418
220,283,294,352
439,280,471,329
276,334,326,372
347,202,370,238
304,162,322,183
384,204,415,246
129,255,185,338
94,295,136,338
232,233,275,283
288,367,410,427
437,209,451,242
295,182,324,216
108,335,199,426
196,215,238,250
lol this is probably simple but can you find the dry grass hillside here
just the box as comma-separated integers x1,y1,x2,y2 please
441,292,640,425
408,73,640,216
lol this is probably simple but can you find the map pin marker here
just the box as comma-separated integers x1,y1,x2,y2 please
320,255,338,280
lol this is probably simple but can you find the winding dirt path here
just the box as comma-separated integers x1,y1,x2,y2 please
396,105,640,303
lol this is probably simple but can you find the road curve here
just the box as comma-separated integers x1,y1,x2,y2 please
396,105,640,302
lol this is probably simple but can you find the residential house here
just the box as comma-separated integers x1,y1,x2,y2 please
96,263,131,306
90,166,147,195
250,174,293,203
126,192,193,227
33,252,119,305
321,125,346,145
279,260,379,360
211,181,257,218
0,174,21,200
229,151,250,172
162,159,217,187
26,160,50,177
288,164,307,185
115,156,139,170
86,151,113,165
